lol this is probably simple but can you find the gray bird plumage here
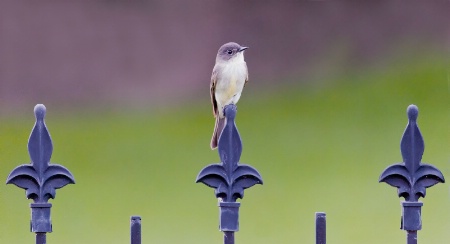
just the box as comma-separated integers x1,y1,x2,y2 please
210,42,249,149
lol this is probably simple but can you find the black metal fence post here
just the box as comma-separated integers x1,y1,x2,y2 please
196,104,263,244
5,104,75,244
379,104,444,244
130,216,141,244
315,212,326,244
35,233,46,244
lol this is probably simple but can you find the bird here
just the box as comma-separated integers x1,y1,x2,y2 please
210,42,249,149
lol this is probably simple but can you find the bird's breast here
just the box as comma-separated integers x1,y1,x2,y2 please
214,61,247,117
216,62,247,96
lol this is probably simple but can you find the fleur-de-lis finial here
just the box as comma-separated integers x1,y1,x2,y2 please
196,104,263,239
379,105,444,201
196,104,263,202
379,104,444,236
6,104,75,234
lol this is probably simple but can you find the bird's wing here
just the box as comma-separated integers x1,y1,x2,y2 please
210,65,219,117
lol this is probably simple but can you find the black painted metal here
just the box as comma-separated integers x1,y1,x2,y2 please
224,231,234,244
196,104,263,244
315,212,326,244
379,105,444,244
407,231,418,244
130,216,141,244
5,104,75,244
36,233,46,244
3,103,445,243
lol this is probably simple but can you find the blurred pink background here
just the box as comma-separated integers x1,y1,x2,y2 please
0,1,448,113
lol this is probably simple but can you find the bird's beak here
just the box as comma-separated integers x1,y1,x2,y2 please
238,46,249,52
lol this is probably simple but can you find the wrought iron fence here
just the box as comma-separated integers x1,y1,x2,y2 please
4,104,444,244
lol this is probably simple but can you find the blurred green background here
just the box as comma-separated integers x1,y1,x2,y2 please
0,1,449,244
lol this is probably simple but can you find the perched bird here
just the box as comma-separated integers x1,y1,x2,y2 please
210,42,249,149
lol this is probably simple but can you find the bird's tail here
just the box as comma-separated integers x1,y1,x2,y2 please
210,116,226,149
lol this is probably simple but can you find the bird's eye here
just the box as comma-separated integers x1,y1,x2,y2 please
227,50,233,55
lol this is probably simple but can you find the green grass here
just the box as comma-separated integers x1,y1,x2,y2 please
0,53,448,243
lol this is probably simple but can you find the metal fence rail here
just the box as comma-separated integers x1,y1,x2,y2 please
4,104,444,244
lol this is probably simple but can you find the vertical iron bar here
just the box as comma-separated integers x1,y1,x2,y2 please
6,105,75,244
36,232,46,244
407,231,417,244
196,105,262,244
379,105,445,244
130,216,141,244
315,212,326,244
224,231,234,244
